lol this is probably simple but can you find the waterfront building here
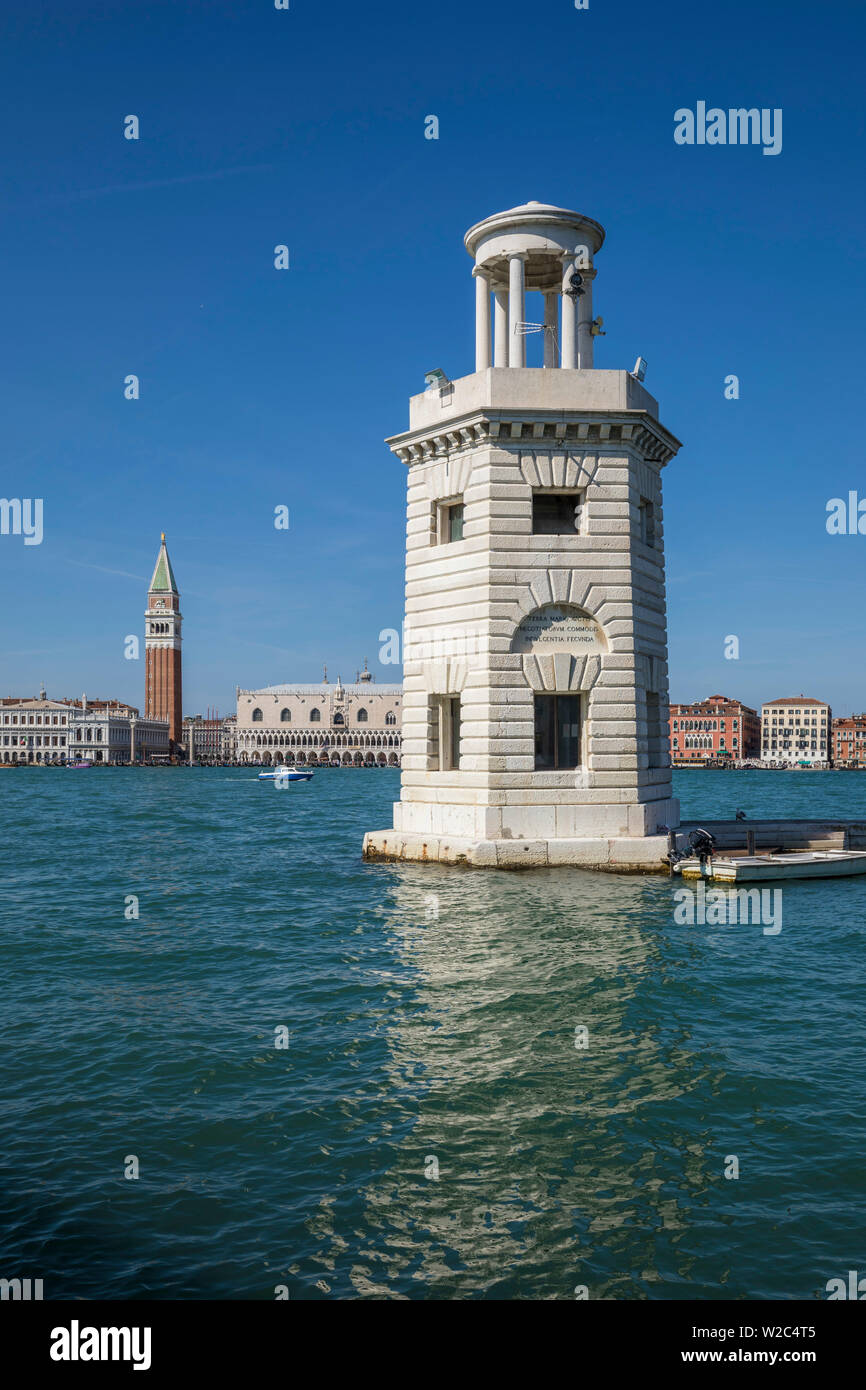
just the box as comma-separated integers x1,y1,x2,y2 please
1,694,74,763
831,714,866,768
68,698,170,764
145,533,183,752
184,712,237,763
0,693,169,764
364,200,682,868
761,696,831,766
669,695,760,764
236,667,401,766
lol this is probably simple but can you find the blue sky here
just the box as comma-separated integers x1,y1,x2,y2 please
1,0,865,715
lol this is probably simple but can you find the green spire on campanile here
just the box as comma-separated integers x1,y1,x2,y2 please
148,532,179,594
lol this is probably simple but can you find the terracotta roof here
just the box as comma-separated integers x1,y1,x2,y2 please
670,695,757,712
763,696,828,706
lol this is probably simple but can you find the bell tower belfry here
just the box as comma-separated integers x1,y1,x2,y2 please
363,201,682,870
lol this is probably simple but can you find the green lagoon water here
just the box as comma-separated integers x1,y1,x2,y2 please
1,766,865,1300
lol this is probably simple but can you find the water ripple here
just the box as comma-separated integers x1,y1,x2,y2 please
0,767,864,1299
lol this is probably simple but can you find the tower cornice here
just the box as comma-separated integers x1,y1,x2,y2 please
387,407,681,468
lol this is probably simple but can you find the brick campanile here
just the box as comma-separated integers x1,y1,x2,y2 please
145,533,183,750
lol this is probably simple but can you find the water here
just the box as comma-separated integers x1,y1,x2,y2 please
1,767,864,1300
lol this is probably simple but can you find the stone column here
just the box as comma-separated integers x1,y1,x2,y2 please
543,291,558,367
508,253,526,367
493,288,508,366
577,267,597,369
473,267,490,371
129,718,135,765
560,255,578,368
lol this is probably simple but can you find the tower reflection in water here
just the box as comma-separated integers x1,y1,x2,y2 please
346,865,723,1299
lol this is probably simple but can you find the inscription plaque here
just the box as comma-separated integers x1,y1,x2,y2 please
511,604,606,655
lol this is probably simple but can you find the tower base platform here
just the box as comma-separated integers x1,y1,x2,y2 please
362,829,672,872
362,818,866,873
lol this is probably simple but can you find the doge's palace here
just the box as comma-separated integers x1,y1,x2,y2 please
236,667,402,766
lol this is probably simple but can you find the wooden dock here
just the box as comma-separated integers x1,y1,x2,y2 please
676,819,866,856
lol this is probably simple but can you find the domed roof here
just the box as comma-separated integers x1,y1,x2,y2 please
464,201,605,258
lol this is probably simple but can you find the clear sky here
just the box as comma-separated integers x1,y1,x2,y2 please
1,0,865,716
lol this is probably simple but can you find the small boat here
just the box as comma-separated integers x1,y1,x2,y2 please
675,850,866,883
257,769,313,782
68,761,94,770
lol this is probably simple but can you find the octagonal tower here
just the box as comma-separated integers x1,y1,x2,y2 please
363,201,682,870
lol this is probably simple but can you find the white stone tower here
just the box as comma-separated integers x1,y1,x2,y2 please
364,201,682,869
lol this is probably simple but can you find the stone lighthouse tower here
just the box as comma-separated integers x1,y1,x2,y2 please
145,533,183,752
363,201,682,869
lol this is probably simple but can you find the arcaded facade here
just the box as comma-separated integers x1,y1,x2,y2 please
236,673,402,766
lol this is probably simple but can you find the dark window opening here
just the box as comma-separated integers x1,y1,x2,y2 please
532,491,584,535
646,691,664,767
448,697,461,770
639,499,656,547
534,694,582,769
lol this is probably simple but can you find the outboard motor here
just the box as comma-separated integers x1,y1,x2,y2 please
687,827,717,866
667,827,718,872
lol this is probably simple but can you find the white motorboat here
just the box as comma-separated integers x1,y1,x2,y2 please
675,850,866,883
257,768,313,782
